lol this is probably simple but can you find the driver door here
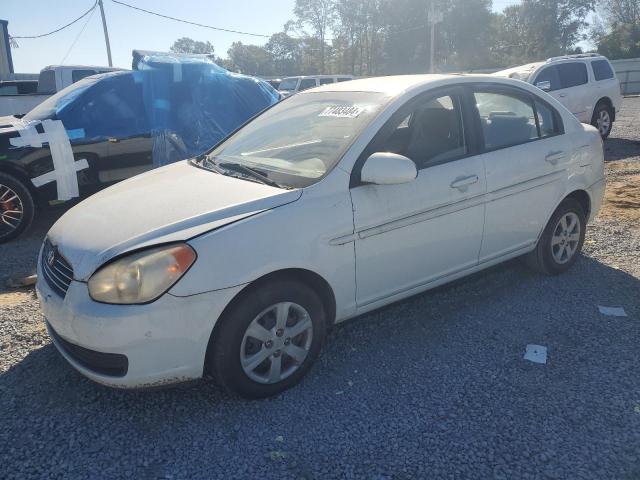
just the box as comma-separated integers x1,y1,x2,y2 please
350,88,486,309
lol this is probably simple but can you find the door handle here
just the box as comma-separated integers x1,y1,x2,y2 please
450,175,479,190
558,93,567,98
108,137,120,143
545,151,565,165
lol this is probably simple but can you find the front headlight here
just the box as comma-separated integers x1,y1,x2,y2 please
88,243,196,304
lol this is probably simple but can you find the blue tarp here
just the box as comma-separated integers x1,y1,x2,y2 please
132,52,280,166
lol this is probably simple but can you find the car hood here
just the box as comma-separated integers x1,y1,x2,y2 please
48,161,301,280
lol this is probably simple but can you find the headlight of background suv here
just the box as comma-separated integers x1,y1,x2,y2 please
88,244,196,304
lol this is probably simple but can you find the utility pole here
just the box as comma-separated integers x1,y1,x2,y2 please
97,0,113,67
427,2,443,74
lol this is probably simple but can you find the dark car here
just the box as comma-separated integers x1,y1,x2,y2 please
0,64,279,243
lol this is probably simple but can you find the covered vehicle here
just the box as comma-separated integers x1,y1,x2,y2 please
0,53,279,242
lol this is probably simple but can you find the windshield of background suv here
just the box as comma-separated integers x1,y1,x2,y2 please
278,78,299,91
23,77,99,121
202,91,390,188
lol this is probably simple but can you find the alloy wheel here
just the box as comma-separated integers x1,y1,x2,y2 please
551,212,581,264
0,184,24,237
240,302,313,384
597,110,611,136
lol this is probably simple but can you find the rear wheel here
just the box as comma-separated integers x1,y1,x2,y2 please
0,172,35,243
525,198,586,275
207,279,327,398
591,102,613,139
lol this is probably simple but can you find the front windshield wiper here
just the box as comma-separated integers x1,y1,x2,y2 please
205,157,285,189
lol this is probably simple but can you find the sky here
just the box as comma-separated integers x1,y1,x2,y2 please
4,0,523,74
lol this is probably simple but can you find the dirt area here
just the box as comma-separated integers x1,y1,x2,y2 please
0,291,33,307
600,160,640,221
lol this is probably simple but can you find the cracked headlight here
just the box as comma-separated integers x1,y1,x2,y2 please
88,244,196,304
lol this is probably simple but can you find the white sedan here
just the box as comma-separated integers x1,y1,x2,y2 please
37,75,605,398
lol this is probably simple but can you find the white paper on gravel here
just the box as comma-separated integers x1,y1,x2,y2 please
7,119,88,201
597,306,628,317
524,344,547,364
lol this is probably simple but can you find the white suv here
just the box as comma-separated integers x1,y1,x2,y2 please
495,54,622,138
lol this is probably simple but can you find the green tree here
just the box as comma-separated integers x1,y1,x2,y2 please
265,32,303,76
170,37,216,55
593,0,640,59
227,42,274,76
493,0,596,65
294,0,336,73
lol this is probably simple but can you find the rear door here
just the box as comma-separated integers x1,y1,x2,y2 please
470,85,570,262
350,87,486,307
555,62,591,121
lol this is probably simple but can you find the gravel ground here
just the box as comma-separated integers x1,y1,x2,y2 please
1,99,639,479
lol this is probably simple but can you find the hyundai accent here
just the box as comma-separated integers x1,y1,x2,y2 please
36,75,605,398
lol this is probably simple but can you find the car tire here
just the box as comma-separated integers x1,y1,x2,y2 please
207,279,327,399
0,172,35,244
591,102,613,139
525,198,586,276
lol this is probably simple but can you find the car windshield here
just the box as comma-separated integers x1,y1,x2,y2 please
23,77,99,121
278,78,298,91
201,91,390,188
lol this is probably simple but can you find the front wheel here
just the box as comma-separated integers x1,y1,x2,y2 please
207,279,327,398
0,172,35,243
525,198,586,275
591,103,613,139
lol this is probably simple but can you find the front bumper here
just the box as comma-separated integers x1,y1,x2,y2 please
36,263,245,388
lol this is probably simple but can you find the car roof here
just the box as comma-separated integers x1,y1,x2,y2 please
303,73,527,97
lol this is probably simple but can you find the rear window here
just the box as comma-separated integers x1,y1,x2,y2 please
592,60,614,81
557,62,588,89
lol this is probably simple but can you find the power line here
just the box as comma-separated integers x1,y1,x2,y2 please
111,0,271,38
60,5,97,64
11,1,98,39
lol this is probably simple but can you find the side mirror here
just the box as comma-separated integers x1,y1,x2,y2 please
535,80,551,92
360,152,417,186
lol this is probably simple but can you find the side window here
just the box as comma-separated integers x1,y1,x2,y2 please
592,60,614,81
474,91,538,149
382,94,466,168
557,62,588,88
337,77,352,82
534,66,561,92
58,75,148,140
535,100,561,138
298,79,317,91
72,69,97,83
319,78,334,85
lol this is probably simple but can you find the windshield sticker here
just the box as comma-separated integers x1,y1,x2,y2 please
319,105,364,118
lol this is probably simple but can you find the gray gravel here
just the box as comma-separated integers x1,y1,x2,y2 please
1,99,639,480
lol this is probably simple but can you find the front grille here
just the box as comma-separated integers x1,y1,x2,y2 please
41,239,74,298
47,322,129,377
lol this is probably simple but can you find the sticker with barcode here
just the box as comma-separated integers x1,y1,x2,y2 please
319,106,364,118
